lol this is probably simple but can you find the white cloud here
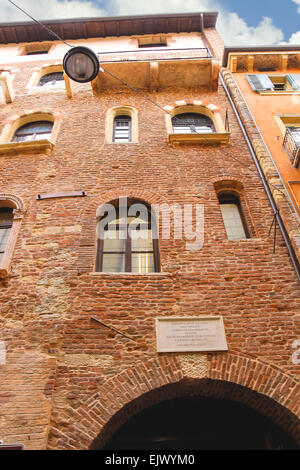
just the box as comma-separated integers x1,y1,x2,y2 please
218,14,284,45
281,0,300,44
112,0,284,45
111,0,219,16
292,0,300,13
286,31,300,44
2,0,105,22
1,0,286,46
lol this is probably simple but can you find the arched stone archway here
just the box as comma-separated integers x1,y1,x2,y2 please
47,351,300,450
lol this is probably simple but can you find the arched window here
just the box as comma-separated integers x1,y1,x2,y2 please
218,193,250,241
113,115,132,142
12,121,53,142
38,72,64,87
0,208,13,264
172,113,215,134
97,200,159,273
0,195,25,277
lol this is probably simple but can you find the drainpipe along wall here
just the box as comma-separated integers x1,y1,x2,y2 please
200,16,300,282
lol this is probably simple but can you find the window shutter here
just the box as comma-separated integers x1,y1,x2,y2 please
286,74,300,90
246,74,274,91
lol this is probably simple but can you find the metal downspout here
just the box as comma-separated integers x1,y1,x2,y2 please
219,72,300,283
200,17,300,282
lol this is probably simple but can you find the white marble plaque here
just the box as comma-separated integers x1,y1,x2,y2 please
156,316,228,353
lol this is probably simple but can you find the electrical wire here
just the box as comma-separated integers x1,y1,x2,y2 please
6,0,300,231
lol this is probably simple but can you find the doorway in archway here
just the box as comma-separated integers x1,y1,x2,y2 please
103,396,299,450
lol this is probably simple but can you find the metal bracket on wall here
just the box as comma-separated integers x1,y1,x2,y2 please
268,210,279,254
36,191,87,200
90,316,136,341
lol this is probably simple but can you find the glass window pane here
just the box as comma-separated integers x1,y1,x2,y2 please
13,121,53,142
172,113,215,133
0,209,13,224
0,227,11,255
114,115,131,142
103,231,126,252
131,252,154,273
173,126,192,134
131,229,153,251
220,203,247,240
288,127,300,144
38,72,64,86
35,132,52,141
14,134,32,142
102,253,125,272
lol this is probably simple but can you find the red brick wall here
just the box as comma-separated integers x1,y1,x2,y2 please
0,40,299,449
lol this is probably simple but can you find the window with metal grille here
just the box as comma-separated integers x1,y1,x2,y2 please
12,121,53,142
113,115,132,142
38,72,64,86
218,193,250,241
172,113,216,134
96,201,159,273
0,208,13,263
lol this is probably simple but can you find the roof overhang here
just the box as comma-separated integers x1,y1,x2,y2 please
0,12,218,44
223,45,300,67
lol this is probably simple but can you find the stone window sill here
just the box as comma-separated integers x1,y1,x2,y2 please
105,141,139,145
259,91,300,95
90,272,170,276
28,84,66,95
168,132,230,145
0,139,54,155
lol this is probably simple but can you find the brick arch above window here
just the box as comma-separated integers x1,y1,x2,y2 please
0,110,63,155
213,179,256,239
26,64,72,98
77,189,168,274
105,105,139,144
0,193,25,278
164,101,230,145
47,351,300,449
95,188,167,218
213,179,245,195
165,101,224,132
96,196,160,273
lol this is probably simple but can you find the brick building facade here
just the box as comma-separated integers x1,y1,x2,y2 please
0,12,299,450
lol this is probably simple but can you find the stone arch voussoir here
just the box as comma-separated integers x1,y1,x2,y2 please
47,351,300,450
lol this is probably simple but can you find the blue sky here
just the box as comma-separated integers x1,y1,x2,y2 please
221,0,298,40
2,0,300,45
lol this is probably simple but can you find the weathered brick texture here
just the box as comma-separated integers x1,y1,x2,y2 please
0,25,299,450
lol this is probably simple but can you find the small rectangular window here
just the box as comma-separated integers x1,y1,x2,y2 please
20,43,51,56
113,116,131,143
138,36,167,48
26,50,49,55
